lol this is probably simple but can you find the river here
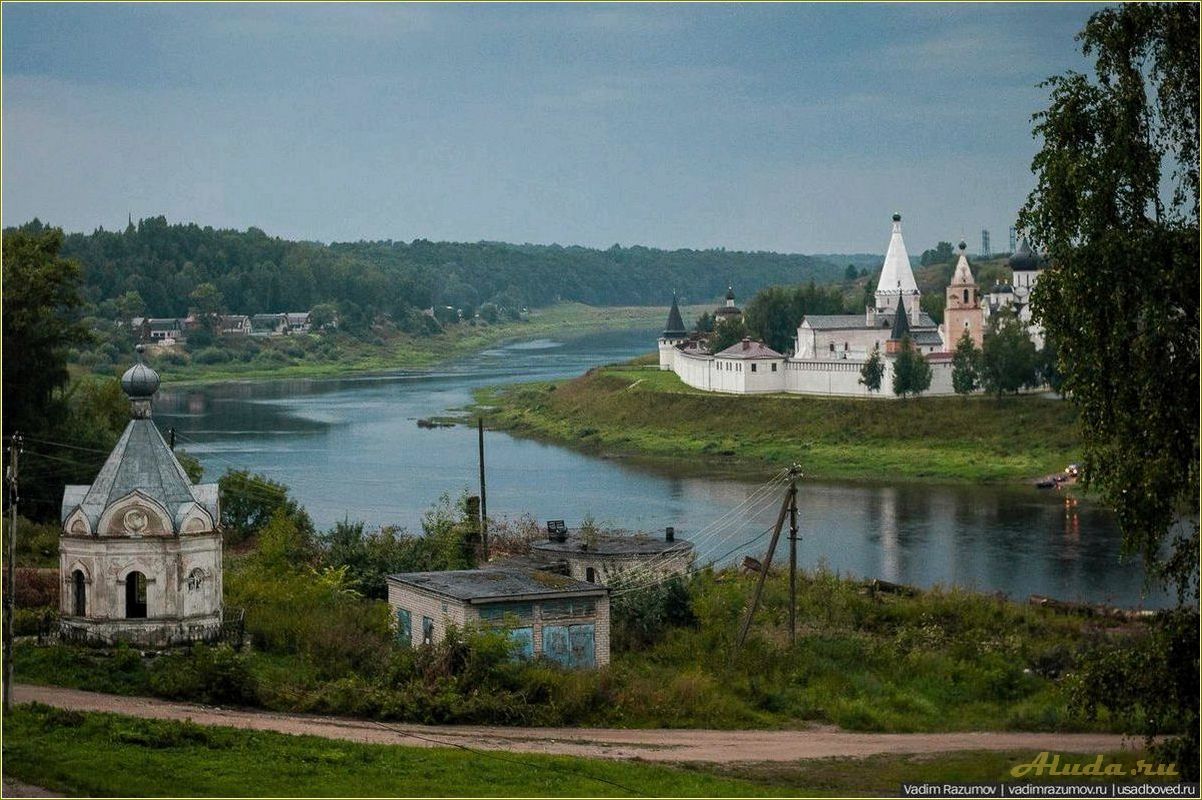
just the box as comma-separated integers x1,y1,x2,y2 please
155,328,1170,608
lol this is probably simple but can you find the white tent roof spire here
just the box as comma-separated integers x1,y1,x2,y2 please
875,213,918,299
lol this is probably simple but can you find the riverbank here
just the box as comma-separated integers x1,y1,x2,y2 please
473,361,1083,484
125,304,686,385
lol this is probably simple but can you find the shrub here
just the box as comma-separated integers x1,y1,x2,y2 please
192,347,231,365
149,643,259,706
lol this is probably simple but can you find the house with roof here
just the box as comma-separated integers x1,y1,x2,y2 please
59,346,223,646
387,568,610,668
135,317,188,345
251,313,289,335
284,312,311,333
219,314,252,336
529,524,694,586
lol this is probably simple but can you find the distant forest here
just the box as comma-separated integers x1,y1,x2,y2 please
13,217,845,318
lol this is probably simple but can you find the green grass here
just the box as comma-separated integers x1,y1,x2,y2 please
138,303,689,385
1,704,769,797
3,705,1170,797
686,750,1179,795
475,363,1082,483
12,567,1145,735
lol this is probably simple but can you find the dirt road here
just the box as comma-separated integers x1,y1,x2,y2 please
14,684,1139,764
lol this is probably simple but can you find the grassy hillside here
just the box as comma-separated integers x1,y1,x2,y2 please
475,362,1080,483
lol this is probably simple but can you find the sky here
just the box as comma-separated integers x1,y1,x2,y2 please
2,3,1104,254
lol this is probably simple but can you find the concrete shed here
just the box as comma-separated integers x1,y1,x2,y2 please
386,568,610,668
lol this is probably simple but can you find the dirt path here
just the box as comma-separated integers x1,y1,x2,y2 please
14,684,1140,764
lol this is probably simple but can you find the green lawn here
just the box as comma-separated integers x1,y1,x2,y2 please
475,363,1082,483
2,705,1169,797
1,704,768,797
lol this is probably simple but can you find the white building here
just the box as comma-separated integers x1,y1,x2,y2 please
659,213,959,397
387,568,610,668
984,239,1045,349
59,346,223,646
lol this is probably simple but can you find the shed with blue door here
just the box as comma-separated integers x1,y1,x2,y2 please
386,568,610,668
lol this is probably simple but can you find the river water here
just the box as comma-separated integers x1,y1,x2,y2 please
155,328,1170,608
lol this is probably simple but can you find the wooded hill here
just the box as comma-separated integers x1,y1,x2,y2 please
12,217,843,318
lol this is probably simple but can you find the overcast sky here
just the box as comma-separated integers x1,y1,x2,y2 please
2,3,1103,253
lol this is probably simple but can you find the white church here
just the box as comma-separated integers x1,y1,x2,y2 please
658,214,1044,398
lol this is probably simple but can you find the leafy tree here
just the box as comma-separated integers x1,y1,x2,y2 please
707,317,749,354
920,241,954,266
891,336,932,398
116,290,146,320
188,282,224,331
843,264,858,281
2,225,92,437
693,311,714,333
218,469,312,545
742,282,846,353
951,331,981,396
980,310,1038,399
322,520,433,599
308,303,338,331
1018,3,1198,772
858,344,884,393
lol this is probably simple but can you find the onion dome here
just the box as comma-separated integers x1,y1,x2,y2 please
958,241,967,252
892,212,902,222
725,285,735,301
1009,239,1038,271
121,345,161,398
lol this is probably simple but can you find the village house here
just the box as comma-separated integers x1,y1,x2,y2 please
219,314,252,336
251,313,289,335
387,568,610,668
529,524,695,586
134,317,188,345
59,346,223,646
284,312,311,333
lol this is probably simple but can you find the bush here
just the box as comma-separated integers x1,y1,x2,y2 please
609,573,697,651
149,643,259,706
12,568,58,608
192,347,231,365
12,607,56,635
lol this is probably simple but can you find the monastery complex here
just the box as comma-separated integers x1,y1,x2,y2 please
658,214,1045,397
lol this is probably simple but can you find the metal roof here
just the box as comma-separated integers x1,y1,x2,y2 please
532,531,694,557
803,312,938,331
663,294,687,337
63,418,219,531
387,568,607,603
714,339,783,360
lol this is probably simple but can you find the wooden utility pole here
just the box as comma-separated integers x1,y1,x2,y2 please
477,418,488,561
4,433,22,711
735,474,796,649
788,468,800,647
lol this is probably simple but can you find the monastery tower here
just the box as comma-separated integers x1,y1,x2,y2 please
943,241,984,348
874,213,920,318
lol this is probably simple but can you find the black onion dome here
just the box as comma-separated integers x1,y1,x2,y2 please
725,285,735,301
958,241,967,251
121,345,161,398
892,212,902,222
1009,238,1038,271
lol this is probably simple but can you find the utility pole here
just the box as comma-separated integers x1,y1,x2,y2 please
4,433,22,711
736,471,797,649
788,468,800,647
477,418,488,562
168,427,176,451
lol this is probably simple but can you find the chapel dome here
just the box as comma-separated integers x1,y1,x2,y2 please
121,346,161,398
1009,239,1039,271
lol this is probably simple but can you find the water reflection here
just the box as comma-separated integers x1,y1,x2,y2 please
155,327,1169,608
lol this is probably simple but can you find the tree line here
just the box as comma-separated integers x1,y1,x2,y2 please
8,217,843,323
